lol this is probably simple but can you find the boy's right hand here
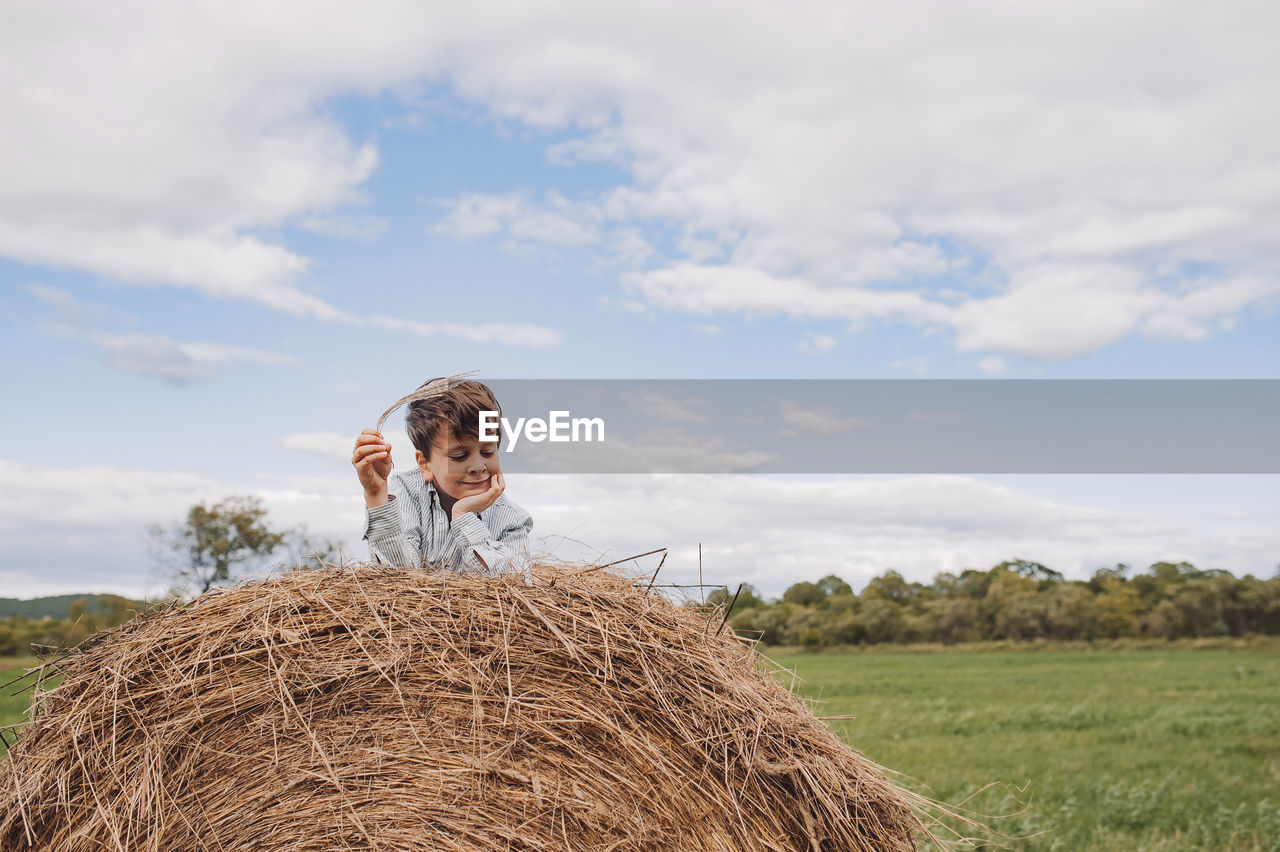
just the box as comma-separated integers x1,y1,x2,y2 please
352,429,393,507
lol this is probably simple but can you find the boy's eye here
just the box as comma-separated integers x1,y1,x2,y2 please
481,449,496,457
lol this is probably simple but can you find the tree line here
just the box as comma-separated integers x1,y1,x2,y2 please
6,494,1277,656
0,595,138,656
714,560,1280,648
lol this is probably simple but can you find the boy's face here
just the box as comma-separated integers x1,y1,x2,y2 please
415,431,500,500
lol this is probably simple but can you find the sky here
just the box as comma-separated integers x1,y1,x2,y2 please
1,1,1277,600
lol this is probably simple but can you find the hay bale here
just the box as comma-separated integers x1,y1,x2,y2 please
0,566,926,850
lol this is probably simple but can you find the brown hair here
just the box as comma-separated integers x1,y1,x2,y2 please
403,377,501,456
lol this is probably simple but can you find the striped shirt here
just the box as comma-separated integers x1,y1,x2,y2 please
363,468,533,576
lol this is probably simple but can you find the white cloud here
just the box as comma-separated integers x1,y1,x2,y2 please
431,191,600,247
283,429,416,468
27,282,119,325
513,428,774,474
948,264,1162,358
1140,276,1280,342
2,222,343,319
888,357,928,375
0,2,386,315
32,278,564,362
175,341,296,367
5,2,1279,360
0,459,230,598
27,284,300,383
300,213,389,242
426,3,1280,358
365,315,562,349
779,405,865,437
1,455,1276,599
628,392,707,423
0,4,556,342
798,332,838,354
976,356,1007,375
282,432,355,463
607,228,657,266
95,334,299,383
625,264,949,322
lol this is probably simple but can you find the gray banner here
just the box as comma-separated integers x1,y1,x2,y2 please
458,380,1280,474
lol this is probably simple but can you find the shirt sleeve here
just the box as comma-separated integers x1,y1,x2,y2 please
446,500,533,577
362,478,425,568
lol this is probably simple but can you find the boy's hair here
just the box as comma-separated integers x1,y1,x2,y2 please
405,378,501,456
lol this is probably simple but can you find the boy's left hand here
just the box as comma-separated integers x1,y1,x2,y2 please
451,471,506,520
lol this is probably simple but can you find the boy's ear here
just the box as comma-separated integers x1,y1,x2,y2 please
415,449,433,482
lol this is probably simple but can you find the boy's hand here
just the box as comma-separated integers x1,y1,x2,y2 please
451,471,506,520
352,429,393,507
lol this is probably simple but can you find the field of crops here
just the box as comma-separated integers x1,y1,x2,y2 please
3,645,1278,850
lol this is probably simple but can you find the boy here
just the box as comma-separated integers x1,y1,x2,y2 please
351,379,533,575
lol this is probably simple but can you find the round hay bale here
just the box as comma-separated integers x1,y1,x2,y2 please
0,566,926,850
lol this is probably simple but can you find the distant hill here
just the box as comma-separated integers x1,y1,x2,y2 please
0,594,146,620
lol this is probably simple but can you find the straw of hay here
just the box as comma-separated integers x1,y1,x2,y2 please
374,372,477,435
0,565,928,851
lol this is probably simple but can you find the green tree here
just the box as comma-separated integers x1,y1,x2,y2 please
1149,560,1206,585
1170,579,1228,637
955,568,995,599
1090,576,1141,638
982,568,1040,639
920,596,980,644
815,574,852,598
862,570,924,608
706,586,733,607
150,496,287,596
707,584,765,613
826,611,867,645
732,603,796,645
97,594,137,625
993,559,1064,587
782,581,826,607
784,608,825,649
858,598,904,644
994,592,1050,640
735,584,765,611
1041,584,1099,640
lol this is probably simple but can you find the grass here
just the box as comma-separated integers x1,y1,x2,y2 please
0,656,42,750
766,644,1280,851
2,645,1277,850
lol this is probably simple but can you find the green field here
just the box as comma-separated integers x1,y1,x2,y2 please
767,645,1280,851
3,647,1278,850
0,657,42,746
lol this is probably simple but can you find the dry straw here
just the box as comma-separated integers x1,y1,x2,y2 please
0,565,943,851
374,371,478,436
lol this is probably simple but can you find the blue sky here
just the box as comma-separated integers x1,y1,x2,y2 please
1,1,1277,598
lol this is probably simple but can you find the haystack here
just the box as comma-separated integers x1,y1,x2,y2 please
0,565,926,851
